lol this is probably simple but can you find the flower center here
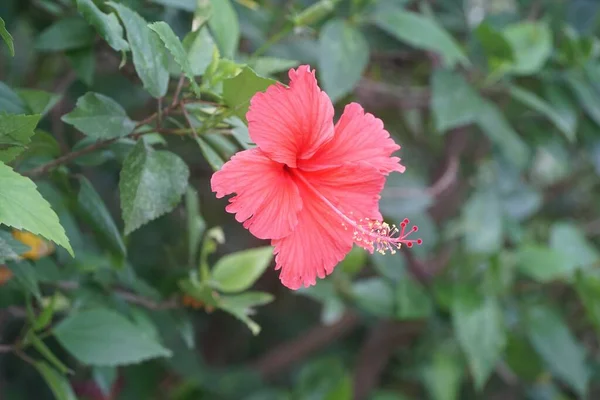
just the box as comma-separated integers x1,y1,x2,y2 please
291,170,422,255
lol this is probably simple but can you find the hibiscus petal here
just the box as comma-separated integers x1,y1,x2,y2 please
300,103,405,174
246,65,335,168
211,148,302,240
273,163,385,289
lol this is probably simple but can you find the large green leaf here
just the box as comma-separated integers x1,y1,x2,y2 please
34,361,77,400
318,19,369,102
516,245,570,282
62,92,135,139
76,0,129,52
54,308,172,366
373,10,468,68
0,17,14,57
36,17,95,51
0,163,73,255
0,113,41,162
476,101,530,169
431,69,482,132
509,85,576,142
452,293,506,389
208,0,240,59
119,140,189,234
222,66,275,122
109,2,169,98
462,189,503,255
211,246,274,293
149,21,201,96
526,305,589,397
503,22,552,75
77,176,126,257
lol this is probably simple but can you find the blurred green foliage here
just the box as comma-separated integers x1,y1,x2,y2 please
0,0,600,399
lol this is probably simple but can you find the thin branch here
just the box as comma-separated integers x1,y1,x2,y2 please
172,75,186,107
54,281,179,311
23,101,181,178
383,157,459,198
251,312,360,378
0,344,13,353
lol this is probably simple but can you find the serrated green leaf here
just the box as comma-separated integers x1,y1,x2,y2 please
526,305,589,397
431,69,483,132
318,19,369,102
62,92,135,139
211,247,273,292
34,361,77,400
76,0,129,52
0,17,15,57
54,308,172,366
77,176,126,257
109,2,169,98
517,245,570,282
0,113,41,162
119,141,189,234
374,9,468,68
452,293,506,389
36,17,95,51
0,230,29,263
148,21,201,96
509,85,575,142
222,66,275,122
0,163,73,255
208,0,240,58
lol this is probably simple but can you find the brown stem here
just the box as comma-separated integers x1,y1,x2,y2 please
251,312,360,378
22,102,181,178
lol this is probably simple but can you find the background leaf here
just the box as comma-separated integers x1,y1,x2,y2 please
211,246,274,293
54,308,172,366
62,92,135,139
119,141,189,234
0,163,72,255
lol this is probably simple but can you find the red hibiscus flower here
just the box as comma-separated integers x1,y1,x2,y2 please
211,66,421,290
